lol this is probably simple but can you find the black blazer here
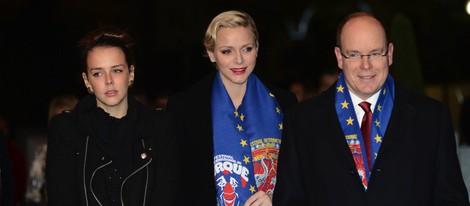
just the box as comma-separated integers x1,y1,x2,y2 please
46,97,177,206
166,71,297,206
273,84,469,206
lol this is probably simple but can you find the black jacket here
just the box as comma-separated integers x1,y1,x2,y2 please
273,84,469,205
166,71,297,205
46,95,177,206
0,132,14,206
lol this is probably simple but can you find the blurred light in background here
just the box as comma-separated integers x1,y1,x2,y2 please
467,0,470,16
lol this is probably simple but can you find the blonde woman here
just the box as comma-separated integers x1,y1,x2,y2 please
167,10,296,206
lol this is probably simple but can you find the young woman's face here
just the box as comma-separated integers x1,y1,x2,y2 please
82,46,134,116
207,26,258,87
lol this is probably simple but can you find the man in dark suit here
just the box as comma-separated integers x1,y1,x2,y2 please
273,12,469,205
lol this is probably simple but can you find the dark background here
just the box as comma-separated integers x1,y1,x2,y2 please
1,0,469,130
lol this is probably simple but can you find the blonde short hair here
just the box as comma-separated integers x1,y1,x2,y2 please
204,10,258,52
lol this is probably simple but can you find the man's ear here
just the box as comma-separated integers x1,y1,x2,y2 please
387,42,394,66
334,47,344,70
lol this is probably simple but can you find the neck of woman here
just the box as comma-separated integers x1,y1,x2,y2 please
225,83,246,110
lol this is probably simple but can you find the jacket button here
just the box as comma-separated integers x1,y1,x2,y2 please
375,168,382,172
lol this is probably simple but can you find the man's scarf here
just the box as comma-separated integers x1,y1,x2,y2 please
335,72,395,189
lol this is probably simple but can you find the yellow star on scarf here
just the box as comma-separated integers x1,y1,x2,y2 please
337,85,345,93
377,104,382,112
279,123,283,130
375,119,380,127
346,117,354,125
240,139,247,147
383,88,387,95
341,100,349,109
276,107,281,114
374,134,382,143
234,111,239,117
269,93,275,97
237,124,243,131
240,113,245,121
249,185,256,193
243,155,250,164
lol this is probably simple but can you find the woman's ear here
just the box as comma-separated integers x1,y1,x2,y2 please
207,50,216,63
82,72,93,93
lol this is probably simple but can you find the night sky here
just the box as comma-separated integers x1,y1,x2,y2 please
1,0,469,131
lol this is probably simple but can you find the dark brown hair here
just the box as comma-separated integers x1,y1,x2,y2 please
78,26,135,72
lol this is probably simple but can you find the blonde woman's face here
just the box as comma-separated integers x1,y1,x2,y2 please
207,26,258,87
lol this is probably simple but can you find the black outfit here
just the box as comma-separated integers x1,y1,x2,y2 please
0,132,15,206
166,71,297,205
273,84,469,205
46,95,177,206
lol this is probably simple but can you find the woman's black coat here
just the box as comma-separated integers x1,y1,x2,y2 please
46,95,177,206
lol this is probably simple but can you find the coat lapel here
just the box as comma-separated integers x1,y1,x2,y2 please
376,88,416,157
319,88,358,167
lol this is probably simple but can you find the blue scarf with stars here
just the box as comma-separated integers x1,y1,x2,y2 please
335,72,394,189
211,72,283,205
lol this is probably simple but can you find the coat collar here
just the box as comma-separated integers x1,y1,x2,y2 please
319,85,417,168
376,87,417,156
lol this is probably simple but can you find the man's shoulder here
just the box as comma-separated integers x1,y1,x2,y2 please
266,85,298,111
395,86,445,109
288,88,335,116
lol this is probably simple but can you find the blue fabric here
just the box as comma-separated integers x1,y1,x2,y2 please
212,72,283,205
335,72,395,189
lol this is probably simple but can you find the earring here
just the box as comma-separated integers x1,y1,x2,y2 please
87,87,94,94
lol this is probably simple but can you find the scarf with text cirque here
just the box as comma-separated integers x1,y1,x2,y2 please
335,72,394,189
211,72,283,206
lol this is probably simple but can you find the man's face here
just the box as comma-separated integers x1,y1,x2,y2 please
334,16,394,100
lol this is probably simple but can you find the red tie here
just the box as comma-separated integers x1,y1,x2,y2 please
359,101,372,170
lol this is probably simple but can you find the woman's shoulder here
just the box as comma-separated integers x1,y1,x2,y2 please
167,73,215,112
136,103,175,131
140,109,177,147
266,85,298,111
47,110,83,145
49,110,75,132
146,108,174,123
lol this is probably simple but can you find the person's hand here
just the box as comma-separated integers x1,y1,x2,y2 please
245,191,272,206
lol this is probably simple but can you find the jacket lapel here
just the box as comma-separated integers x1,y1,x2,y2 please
320,88,358,167
376,88,416,157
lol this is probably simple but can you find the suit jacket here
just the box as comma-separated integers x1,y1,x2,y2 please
273,84,469,206
166,71,297,205
46,96,177,206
